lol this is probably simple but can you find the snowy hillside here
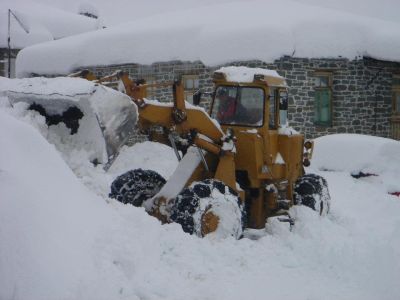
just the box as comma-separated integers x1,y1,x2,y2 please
1,82,400,299
16,0,400,77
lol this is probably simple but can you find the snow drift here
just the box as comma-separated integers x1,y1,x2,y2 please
1,85,400,299
312,133,400,194
0,76,137,164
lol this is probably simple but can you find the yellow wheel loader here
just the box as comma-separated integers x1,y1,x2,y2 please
2,66,329,239
101,66,330,238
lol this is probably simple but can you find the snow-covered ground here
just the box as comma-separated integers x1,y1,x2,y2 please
1,90,400,300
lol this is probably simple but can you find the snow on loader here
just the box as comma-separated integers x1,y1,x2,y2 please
0,76,137,167
86,66,331,239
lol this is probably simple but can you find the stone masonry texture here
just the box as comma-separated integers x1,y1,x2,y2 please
74,56,400,144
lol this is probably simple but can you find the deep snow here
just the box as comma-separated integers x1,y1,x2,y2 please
1,92,400,299
6,0,400,29
0,76,137,164
16,0,400,77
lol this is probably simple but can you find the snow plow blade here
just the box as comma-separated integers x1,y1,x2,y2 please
0,77,138,166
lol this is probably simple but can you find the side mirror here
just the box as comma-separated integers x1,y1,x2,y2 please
279,95,288,110
279,91,289,127
192,90,202,106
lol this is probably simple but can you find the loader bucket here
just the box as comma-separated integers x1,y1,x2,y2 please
0,77,138,166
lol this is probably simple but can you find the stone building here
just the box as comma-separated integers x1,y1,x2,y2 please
83,55,400,141
15,1,400,141
0,5,100,78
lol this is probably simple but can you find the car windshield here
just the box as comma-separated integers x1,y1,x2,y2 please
211,86,264,126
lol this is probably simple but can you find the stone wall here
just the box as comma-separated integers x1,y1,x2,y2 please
274,56,398,139
80,56,400,143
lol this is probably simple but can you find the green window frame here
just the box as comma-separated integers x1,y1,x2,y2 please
314,72,332,126
393,75,400,114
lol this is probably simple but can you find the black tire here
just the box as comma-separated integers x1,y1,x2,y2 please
109,169,166,206
170,179,245,239
294,174,331,215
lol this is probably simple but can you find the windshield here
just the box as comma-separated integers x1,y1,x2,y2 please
211,86,265,126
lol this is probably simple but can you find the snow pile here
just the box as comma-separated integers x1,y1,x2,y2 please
0,0,100,49
0,109,120,299
312,133,400,193
11,0,400,27
0,76,98,96
0,77,137,164
5,0,237,28
16,0,400,77
0,108,183,300
109,142,178,179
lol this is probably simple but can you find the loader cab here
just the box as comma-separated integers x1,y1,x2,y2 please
210,68,297,187
210,85,288,130
210,68,289,131
210,85,265,127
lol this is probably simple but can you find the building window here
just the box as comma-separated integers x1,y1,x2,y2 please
313,72,332,126
393,75,400,114
182,75,200,103
141,75,157,99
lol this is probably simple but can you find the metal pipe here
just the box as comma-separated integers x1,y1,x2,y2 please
8,9,11,78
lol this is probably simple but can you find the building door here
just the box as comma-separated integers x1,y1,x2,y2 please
392,75,400,140
3,58,16,78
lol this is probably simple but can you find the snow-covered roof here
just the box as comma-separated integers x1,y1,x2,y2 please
0,1,101,49
21,0,400,27
216,67,283,83
215,66,288,87
16,0,400,77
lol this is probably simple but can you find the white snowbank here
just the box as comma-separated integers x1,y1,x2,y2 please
14,0,400,27
0,109,130,299
312,133,400,193
312,134,400,173
1,74,400,300
16,0,400,77
0,76,97,98
0,77,137,164
0,0,100,49
109,142,178,180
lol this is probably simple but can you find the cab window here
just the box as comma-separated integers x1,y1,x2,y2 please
269,88,277,129
211,86,264,126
